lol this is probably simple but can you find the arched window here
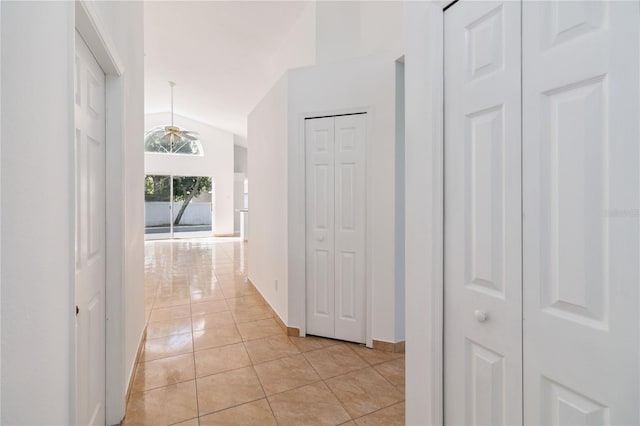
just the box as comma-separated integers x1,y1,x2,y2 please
144,126,204,155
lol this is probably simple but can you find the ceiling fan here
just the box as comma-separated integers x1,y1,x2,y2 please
163,81,199,143
144,81,201,155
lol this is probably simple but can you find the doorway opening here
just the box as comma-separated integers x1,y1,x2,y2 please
144,174,214,239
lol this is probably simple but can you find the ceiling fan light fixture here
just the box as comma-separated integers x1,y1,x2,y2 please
144,81,203,156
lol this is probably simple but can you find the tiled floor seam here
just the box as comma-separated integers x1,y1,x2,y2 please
189,290,203,426
197,395,266,419
249,364,281,425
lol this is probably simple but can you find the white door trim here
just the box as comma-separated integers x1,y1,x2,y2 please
404,1,448,425
74,2,126,425
293,107,374,348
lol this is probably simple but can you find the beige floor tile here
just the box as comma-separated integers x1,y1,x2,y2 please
254,354,321,395
326,367,403,418
348,344,404,365
149,305,191,323
221,284,258,299
153,296,191,309
194,342,251,377
236,318,284,341
303,344,368,379
123,381,197,426
133,353,195,392
373,358,405,388
192,324,242,351
225,294,265,308
354,401,405,426
289,335,342,352
190,299,229,316
268,382,350,426
197,366,265,415
199,398,277,426
171,418,199,426
244,335,300,364
231,303,275,323
191,288,225,302
192,311,236,331
142,332,193,362
146,317,192,339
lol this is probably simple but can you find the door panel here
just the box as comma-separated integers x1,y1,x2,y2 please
334,115,366,343
444,2,522,425
306,117,335,338
523,1,640,424
305,114,366,344
75,31,106,426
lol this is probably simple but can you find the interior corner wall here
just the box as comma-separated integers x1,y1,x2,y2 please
144,113,235,236
247,73,289,324
286,56,399,344
1,2,76,423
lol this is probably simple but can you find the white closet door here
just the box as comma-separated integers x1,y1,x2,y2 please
333,114,366,343
523,2,640,424
444,2,522,425
75,32,106,425
306,117,336,338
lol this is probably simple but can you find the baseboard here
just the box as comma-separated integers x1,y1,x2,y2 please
372,339,405,353
213,232,236,237
247,278,300,337
124,325,147,407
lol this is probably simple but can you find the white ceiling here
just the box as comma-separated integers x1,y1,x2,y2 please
144,1,311,139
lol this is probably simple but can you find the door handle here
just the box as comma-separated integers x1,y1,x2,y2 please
474,310,488,322
317,235,325,242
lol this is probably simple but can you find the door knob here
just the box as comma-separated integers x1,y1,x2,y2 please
317,235,325,242
474,310,488,322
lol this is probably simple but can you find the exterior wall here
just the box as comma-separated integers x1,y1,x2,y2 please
145,202,212,226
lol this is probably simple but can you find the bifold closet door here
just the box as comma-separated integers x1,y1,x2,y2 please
306,114,366,344
444,1,523,425
522,2,640,424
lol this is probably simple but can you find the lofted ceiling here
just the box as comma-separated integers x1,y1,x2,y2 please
144,1,311,140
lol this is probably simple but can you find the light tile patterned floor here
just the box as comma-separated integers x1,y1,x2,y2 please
123,238,405,426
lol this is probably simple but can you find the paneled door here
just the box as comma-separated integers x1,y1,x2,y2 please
444,2,522,425
522,2,640,424
75,31,106,425
306,114,366,343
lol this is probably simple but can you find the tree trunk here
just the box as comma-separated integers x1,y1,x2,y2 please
174,176,202,226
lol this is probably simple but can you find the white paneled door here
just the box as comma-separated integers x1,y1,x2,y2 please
523,2,639,424
75,32,106,425
444,1,640,425
306,114,366,344
444,2,523,425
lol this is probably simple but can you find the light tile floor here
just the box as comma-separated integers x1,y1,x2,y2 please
123,238,405,426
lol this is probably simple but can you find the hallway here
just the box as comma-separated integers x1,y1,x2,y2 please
124,238,405,425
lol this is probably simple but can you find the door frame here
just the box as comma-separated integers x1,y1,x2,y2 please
293,107,374,348
403,1,452,425
74,1,126,424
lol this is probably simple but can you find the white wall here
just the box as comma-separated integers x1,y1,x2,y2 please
315,1,404,65
1,1,144,424
248,54,403,344
234,144,248,174
247,74,290,322
287,55,401,344
145,113,235,236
